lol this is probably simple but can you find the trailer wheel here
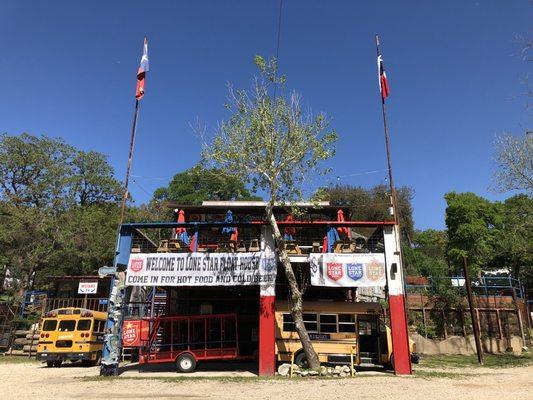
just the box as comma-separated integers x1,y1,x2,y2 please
176,353,196,373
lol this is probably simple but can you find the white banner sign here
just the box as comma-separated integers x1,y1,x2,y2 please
78,281,98,294
126,252,277,288
309,253,386,287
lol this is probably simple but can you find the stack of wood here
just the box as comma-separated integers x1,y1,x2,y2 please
8,324,39,356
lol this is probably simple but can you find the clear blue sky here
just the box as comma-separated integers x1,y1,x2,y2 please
1,1,531,229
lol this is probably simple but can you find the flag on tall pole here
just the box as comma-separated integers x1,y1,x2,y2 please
376,41,390,101
120,37,149,224
136,37,149,100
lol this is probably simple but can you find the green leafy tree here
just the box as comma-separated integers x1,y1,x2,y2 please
69,151,122,206
492,194,533,297
445,192,503,277
203,56,337,369
0,133,122,294
324,184,415,243
153,164,259,205
0,133,73,208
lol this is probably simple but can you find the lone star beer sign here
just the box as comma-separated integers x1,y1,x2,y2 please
310,253,386,287
121,320,149,347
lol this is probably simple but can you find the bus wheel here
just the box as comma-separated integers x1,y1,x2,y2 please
46,361,54,368
52,360,62,368
176,353,196,373
294,352,309,369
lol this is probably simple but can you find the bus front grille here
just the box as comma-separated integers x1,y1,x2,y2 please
55,340,73,348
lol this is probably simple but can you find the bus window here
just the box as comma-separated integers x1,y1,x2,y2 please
282,314,295,332
303,313,318,332
42,320,57,331
94,320,105,333
338,314,356,332
58,320,76,332
77,319,92,331
319,314,337,333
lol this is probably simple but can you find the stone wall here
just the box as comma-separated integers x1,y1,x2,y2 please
411,333,524,356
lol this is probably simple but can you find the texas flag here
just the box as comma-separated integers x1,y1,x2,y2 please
135,38,149,100
377,54,390,101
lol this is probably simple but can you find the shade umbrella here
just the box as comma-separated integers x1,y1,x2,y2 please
283,214,296,241
326,227,340,253
221,210,236,235
189,231,198,252
175,209,190,244
336,209,351,238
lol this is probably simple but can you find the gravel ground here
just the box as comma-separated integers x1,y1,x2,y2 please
2,360,532,400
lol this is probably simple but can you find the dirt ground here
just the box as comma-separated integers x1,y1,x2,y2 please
2,360,532,400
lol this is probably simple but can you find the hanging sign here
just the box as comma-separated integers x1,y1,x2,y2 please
126,252,277,287
122,320,150,347
78,281,98,294
309,253,386,287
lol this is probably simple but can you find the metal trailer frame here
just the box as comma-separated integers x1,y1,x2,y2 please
139,313,248,370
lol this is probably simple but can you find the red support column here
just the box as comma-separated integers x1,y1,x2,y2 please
384,225,412,375
259,295,276,376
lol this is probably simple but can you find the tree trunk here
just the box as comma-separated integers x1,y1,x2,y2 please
17,266,34,297
265,203,320,369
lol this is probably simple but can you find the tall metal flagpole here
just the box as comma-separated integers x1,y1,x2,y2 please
119,36,147,224
375,34,399,227
119,99,140,224
375,34,412,375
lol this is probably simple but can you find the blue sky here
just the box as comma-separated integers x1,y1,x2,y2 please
1,1,531,229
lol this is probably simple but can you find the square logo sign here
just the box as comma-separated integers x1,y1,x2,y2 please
130,259,144,273
346,263,363,281
326,262,344,281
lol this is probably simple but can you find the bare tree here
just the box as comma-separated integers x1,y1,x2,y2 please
493,133,533,193
203,56,337,369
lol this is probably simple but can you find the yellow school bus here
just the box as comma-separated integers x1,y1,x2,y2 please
36,308,107,367
275,301,418,369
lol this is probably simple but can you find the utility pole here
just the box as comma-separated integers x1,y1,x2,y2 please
462,256,484,365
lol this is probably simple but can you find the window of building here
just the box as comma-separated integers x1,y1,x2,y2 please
319,314,338,333
338,314,356,333
303,313,318,332
282,313,295,332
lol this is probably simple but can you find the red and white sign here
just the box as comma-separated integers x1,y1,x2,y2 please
326,263,344,281
309,253,386,287
77,281,98,294
130,259,144,273
122,320,149,347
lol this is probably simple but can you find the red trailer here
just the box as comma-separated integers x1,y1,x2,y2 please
139,313,249,372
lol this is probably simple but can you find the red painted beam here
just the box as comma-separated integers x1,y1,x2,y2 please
258,295,276,376
389,294,412,374
251,220,396,227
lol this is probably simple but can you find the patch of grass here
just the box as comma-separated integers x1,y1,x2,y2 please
413,370,474,379
82,373,389,384
419,352,533,369
0,355,40,364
